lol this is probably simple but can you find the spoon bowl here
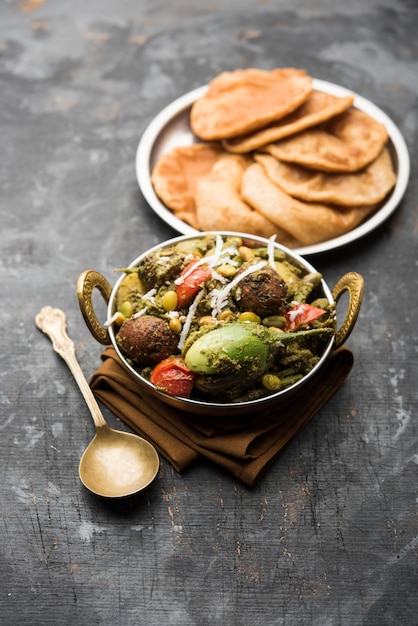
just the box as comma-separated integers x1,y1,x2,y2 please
35,306,159,498
79,425,159,498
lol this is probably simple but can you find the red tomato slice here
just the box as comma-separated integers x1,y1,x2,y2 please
175,261,212,308
285,303,327,331
150,357,196,398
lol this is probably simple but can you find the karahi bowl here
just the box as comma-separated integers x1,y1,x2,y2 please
77,232,364,416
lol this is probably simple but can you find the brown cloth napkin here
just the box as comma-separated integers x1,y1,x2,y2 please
90,346,353,486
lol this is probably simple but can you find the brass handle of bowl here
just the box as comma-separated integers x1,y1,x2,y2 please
77,270,113,345
332,271,364,349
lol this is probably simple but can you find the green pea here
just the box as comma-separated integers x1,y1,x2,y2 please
199,316,218,326
120,301,133,318
216,264,237,278
262,374,282,391
169,317,182,334
238,311,261,324
262,315,286,328
162,290,178,312
112,312,126,326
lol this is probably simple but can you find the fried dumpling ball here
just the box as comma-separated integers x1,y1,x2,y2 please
116,315,178,366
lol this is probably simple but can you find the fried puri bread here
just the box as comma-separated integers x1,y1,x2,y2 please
263,108,388,172
241,162,377,246
150,142,224,228
190,68,312,141
254,147,396,207
223,91,354,154
195,155,300,247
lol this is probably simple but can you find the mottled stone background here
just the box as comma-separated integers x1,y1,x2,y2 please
1,1,417,625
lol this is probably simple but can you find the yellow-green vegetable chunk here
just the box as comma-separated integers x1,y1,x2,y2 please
184,323,270,376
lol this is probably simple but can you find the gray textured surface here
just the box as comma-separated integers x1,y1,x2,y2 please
1,1,417,625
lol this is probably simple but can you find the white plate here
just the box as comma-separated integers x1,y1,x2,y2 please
136,79,410,256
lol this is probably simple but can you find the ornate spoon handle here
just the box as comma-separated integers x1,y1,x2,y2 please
35,306,76,358
35,306,107,428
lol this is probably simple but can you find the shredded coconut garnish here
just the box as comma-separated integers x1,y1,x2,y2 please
177,289,206,352
288,303,306,323
218,245,239,261
142,288,157,302
128,288,157,317
210,269,227,284
104,312,121,327
174,258,206,285
213,233,224,257
268,235,277,270
133,307,147,318
210,260,267,317
174,235,239,286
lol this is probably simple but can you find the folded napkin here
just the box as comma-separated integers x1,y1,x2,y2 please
90,346,353,486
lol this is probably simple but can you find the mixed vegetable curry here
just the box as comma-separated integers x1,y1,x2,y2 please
108,234,335,402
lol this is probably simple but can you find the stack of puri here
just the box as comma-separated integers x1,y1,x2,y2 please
151,68,397,248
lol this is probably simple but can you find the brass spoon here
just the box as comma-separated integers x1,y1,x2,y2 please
35,306,159,498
